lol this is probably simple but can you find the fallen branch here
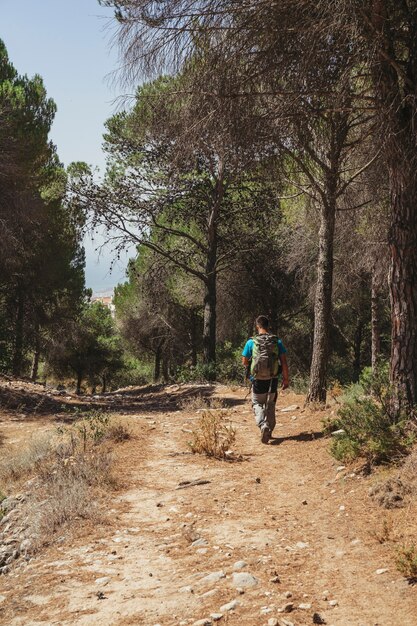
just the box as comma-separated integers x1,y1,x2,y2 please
176,479,211,490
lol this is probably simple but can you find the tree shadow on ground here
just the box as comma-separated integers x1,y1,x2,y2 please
269,431,325,445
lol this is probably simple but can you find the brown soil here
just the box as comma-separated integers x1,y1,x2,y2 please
0,383,416,626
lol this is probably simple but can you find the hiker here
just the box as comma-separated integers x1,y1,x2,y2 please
242,315,289,444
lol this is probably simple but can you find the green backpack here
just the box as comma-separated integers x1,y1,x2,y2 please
250,334,281,380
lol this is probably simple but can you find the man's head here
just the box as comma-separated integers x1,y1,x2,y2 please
255,315,269,331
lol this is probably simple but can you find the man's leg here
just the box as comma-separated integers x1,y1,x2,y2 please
252,390,268,429
252,391,271,442
265,391,278,434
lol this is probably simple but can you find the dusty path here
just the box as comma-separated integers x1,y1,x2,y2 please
1,385,416,625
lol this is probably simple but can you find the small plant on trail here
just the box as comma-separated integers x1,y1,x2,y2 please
328,366,415,465
395,543,417,580
106,421,132,442
189,410,236,460
369,516,394,544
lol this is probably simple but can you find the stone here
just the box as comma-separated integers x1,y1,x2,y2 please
210,614,223,622
192,538,208,547
283,591,292,598
328,600,338,607
282,602,294,613
270,576,280,583
95,576,111,586
193,620,212,626
331,429,345,436
336,466,346,472
375,568,388,575
0,595,6,603
200,571,226,584
220,600,239,612
20,539,32,553
200,589,218,599
280,405,300,412
233,560,248,570
268,619,279,626
339,505,345,511
232,572,259,588
179,585,194,593
298,603,312,610
0,498,18,513
295,541,309,549
313,613,326,625
280,619,294,626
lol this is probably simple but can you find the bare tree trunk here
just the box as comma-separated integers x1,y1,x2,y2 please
388,159,417,409
101,374,107,394
154,344,162,382
352,319,363,383
190,308,198,367
12,291,25,377
202,168,223,374
203,272,216,368
162,356,169,382
31,326,40,381
306,203,336,403
369,3,417,412
371,270,381,372
76,371,83,395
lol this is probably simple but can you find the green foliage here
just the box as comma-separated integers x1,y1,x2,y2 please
46,302,123,392
329,366,415,464
176,362,217,384
395,544,417,580
0,41,86,377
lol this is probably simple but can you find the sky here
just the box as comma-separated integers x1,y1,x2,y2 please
1,0,136,292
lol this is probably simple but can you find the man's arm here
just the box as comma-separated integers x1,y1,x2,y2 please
281,354,289,389
242,356,250,366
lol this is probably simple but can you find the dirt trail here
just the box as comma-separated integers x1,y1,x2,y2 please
1,386,416,625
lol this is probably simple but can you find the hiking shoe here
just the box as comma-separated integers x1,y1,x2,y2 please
261,426,271,444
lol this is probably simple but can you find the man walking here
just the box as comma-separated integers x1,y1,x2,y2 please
242,315,289,443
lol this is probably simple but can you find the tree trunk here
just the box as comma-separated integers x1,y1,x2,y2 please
101,374,107,394
306,203,336,403
76,371,83,395
162,356,169,382
12,292,25,377
371,271,381,372
31,329,40,381
202,168,223,373
190,308,198,367
369,3,417,412
203,272,217,368
154,344,162,382
352,319,363,383
388,160,417,409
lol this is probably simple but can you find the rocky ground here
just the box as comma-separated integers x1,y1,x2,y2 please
0,380,416,625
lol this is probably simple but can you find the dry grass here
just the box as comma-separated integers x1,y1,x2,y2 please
180,394,224,412
0,434,52,483
0,411,128,554
188,409,236,460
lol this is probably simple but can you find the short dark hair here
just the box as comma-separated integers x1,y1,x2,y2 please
256,315,269,329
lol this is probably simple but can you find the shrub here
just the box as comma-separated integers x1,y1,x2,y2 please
189,410,236,459
329,366,415,465
396,544,417,580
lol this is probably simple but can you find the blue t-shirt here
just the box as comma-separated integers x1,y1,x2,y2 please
242,337,287,359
